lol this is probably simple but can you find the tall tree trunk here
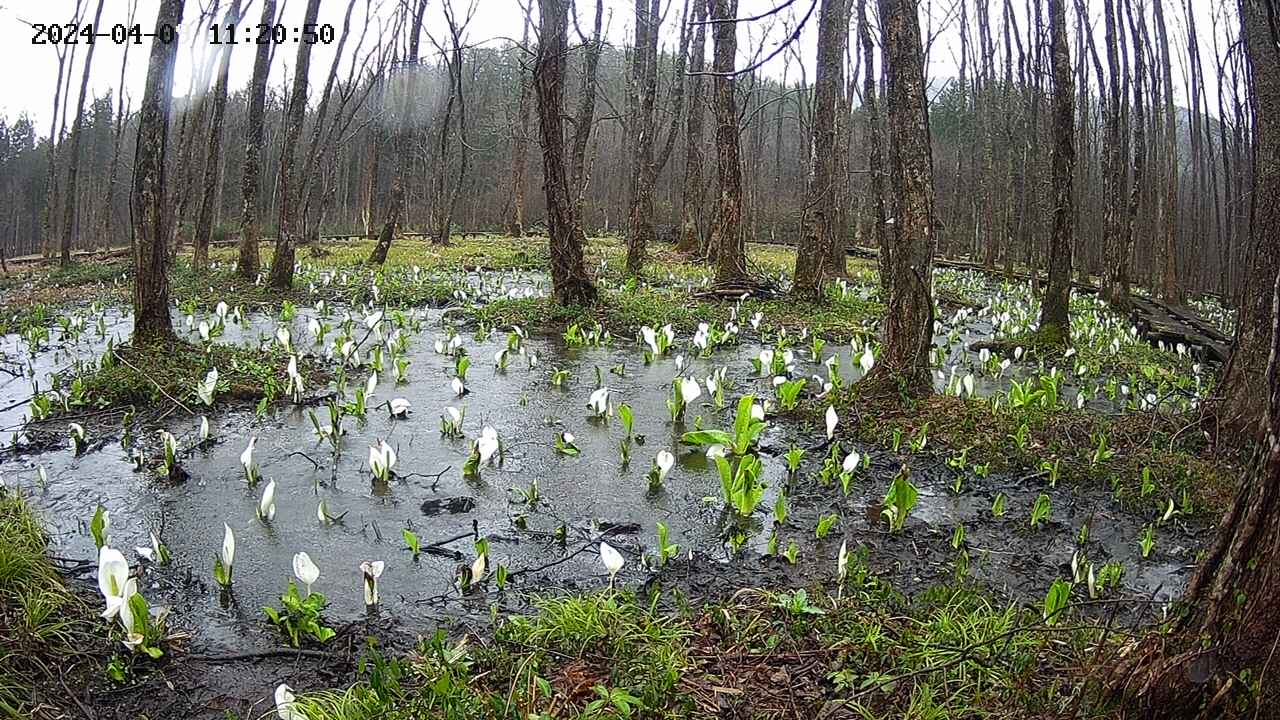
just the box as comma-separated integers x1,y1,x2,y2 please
267,0,324,288
1152,0,1180,302
1039,0,1074,343
193,0,242,272
536,0,597,305
710,0,748,284
42,1,81,261
677,0,710,253
59,0,106,266
860,0,888,295
625,0,662,275
1101,0,1132,310
131,0,186,344
507,16,532,238
432,3,469,248
95,0,138,250
237,0,277,279
793,0,848,302
871,0,935,393
1219,0,1280,442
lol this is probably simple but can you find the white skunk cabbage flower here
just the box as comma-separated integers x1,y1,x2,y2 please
293,552,320,594
599,541,624,585
679,377,702,405
477,426,500,465
97,546,131,619
368,440,397,481
389,398,411,417
275,684,304,720
361,560,385,606
257,479,277,522
587,387,612,417
655,450,675,482
825,405,838,440
240,437,258,483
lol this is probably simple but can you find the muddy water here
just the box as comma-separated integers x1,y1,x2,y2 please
1,294,1204,654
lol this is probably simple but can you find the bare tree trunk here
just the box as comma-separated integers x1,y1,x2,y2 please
237,0,277,278
625,0,662,275
535,0,597,305
710,0,748,284
131,0,186,344
1101,0,1131,310
793,0,848,301
267,0,324,288
1152,0,1180,302
507,16,532,237
860,0,888,295
41,0,81,262
1039,0,1073,343
59,0,106,266
870,0,935,393
677,0,710,253
193,0,242,272
1219,0,1280,442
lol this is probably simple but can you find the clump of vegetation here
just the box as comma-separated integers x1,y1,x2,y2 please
0,490,91,716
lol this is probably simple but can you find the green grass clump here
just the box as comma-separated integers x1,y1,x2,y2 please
0,490,84,718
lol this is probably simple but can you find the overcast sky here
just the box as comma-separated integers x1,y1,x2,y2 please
0,0,1239,136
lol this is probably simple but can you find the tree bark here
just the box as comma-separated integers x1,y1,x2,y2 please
193,0,242,272
536,0,597,305
1039,0,1073,343
1100,0,1131,311
131,0,186,345
237,0,277,279
267,0,324,289
792,0,848,302
710,0,748,284
868,0,935,394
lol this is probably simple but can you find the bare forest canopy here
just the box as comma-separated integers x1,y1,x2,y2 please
0,0,1252,300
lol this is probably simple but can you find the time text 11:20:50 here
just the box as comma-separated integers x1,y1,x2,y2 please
209,23,337,45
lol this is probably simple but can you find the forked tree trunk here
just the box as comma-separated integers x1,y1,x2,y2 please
710,0,748,284
131,0,186,345
625,0,662,275
792,0,848,302
267,0,323,289
536,0,597,305
193,0,242,272
237,0,277,279
1219,0,1280,443
1039,0,1073,343
870,0,935,393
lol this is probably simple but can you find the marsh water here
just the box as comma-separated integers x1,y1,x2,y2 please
0,272,1206,654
